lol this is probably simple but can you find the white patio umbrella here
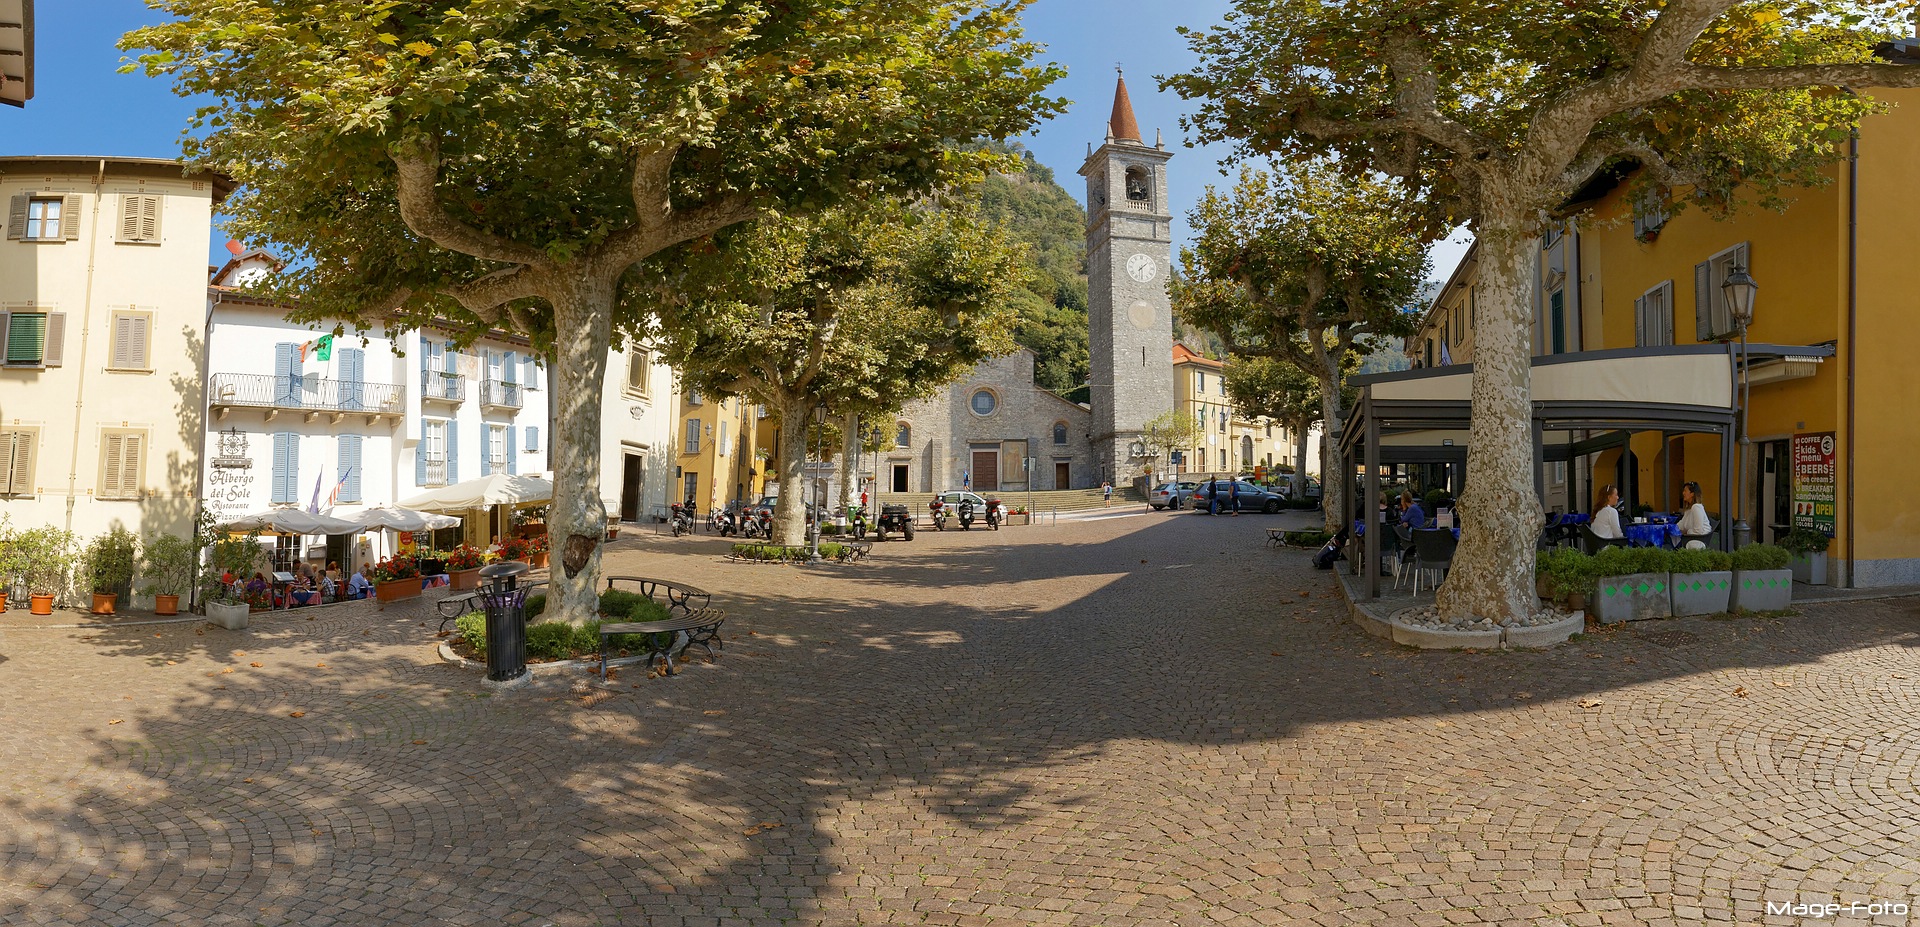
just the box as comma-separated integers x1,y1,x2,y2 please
350,506,463,532
399,473,554,514
220,509,363,535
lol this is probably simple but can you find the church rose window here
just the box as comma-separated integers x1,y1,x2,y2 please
970,389,997,416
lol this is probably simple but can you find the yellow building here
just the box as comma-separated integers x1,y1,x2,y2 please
1409,86,1920,586
672,390,765,512
1171,343,1297,478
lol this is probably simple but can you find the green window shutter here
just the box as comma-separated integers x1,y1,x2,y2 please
6,195,26,239
61,195,81,240
6,313,46,366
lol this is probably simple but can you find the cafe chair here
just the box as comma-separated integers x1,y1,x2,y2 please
1411,529,1458,597
1580,524,1629,556
1392,523,1418,589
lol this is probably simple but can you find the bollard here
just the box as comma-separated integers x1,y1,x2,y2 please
477,561,532,682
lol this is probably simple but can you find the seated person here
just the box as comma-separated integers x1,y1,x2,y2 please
1397,492,1428,530
318,571,337,600
346,566,372,600
1590,484,1624,539
1675,481,1712,548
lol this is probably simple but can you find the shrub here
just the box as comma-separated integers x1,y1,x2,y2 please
1282,530,1333,548
1731,543,1793,571
370,553,419,582
525,593,547,619
525,621,576,660
444,545,489,570
1780,528,1832,555
730,542,856,562
497,536,533,561
1423,489,1454,508
138,532,199,598
1535,548,1595,599
1592,545,1671,577
1670,548,1732,574
455,611,486,649
84,527,139,594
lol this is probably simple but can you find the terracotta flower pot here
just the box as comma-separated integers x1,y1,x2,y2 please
375,577,420,602
154,594,180,616
90,592,118,616
530,551,549,569
30,593,55,616
448,567,482,590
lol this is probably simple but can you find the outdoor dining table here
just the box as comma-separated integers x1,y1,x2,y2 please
1622,522,1681,547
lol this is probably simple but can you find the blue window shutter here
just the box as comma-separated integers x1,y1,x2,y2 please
416,429,428,486
272,432,291,503
524,355,537,390
480,425,493,477
341,347,364,410
447,420,459,483
339,435,362,503
274,343,295,405
503,350,517,384
287,346,304,408
526,425,538,452
507,426,518,475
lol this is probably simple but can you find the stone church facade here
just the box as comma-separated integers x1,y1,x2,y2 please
886,76,1176,496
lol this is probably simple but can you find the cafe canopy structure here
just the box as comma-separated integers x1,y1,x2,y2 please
1338,343,1834,600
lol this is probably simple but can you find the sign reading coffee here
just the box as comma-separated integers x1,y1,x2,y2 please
1791,432,1836,537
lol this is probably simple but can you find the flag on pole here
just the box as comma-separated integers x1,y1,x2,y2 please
308,469,324,514
1439,341,1453,367
326,468,351,508
316,334,334,362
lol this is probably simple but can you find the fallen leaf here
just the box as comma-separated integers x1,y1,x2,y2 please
1622,657,1638,665
153,633,161,638
311,828,323,836
412,740,428,745
220,668,234,674
1771,680,1792,688
758,821,782,829
314,663,326,668
213,686,226,690
1733,686,1750,698
1586,653,1604,659
1433,720,1452,728
743,827,762,836
704,710,727,716
1513,692,1534,700
243,778,253,783
1370,670,1383,677
108,719,123,725
1578,697,1603,709
1296,591,1309,597
1893,674,1910,680
235,651,245,656
249,662,263,668
289,711,306,718
165,660,177,666
1271,652,1283,657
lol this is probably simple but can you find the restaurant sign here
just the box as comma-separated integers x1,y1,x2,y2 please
1790,432,1836,537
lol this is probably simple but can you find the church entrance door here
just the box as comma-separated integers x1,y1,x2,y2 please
892,464,909,493
971,450,1000,492
1055,461,1071,490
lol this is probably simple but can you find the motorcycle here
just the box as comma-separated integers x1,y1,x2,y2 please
742,510,772,540
958,499,975,531
985,498,1003,531
875,503,915,541
669,502,696,537
846,505,869,541
712,508,740,537
929,498,949,531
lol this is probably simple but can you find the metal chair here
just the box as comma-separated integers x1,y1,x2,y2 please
1410,529,1457,597
1580,524,1629,556
1392,524,1418,589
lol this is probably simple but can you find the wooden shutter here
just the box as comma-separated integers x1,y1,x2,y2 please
274,342,295,404
42,312,64,366
110,312,148,368
118,434,143,497
100,433,125,498
0,312,9,361
446,420,459,484
61,195,81,240
525,355,537,390
1634,295,1647,347
9,432,31,495
507,426,518,475
416,427,429,486
339,435,362,503
526,426,538,452
1693,261,1712,342
139,195,161,241
118,195,142,241
271,432,292,503
503,350,517,384
480,424,494,476
6,195,26,239
341,347,364,410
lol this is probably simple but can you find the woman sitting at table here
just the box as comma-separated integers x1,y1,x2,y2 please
1591,485,1624,540
1676,481,1712,548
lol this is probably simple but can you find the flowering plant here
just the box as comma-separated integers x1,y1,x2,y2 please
370,553,420,582
498,536,532,562
525,533,549,553
444,545,489,570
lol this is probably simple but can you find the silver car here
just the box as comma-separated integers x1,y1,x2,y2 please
1190,479,1287,514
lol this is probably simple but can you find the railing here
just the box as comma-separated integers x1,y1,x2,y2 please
423,459,448,487
479,379,523,410
209,373,405,414
422,373,467,404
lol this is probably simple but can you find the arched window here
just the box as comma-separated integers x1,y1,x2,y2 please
1125,166,1150,202
1052,422,1068,445
895,423,911,447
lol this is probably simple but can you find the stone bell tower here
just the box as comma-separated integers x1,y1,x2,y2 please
1079,72,1174,487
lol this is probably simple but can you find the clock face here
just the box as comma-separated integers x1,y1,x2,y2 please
1126,253,1158,284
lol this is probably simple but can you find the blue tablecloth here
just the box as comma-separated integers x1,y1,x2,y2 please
1622,523,1680,547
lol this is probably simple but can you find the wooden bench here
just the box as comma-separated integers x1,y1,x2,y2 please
1267,527,1285,548
603,575,710,613
600,608,726,679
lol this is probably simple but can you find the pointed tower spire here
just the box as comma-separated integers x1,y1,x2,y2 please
1109,71,1142,144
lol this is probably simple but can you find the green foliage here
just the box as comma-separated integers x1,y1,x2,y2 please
139,533,200,598
1670,548,1733,574
456,611,486,650
525,621,577,661
204,532,265,606
1141,411,1206,467
730,542,855,562
1282,530,1333,548
972,143,1091,394
1780,528,1832,555
15,525,78,596
1591,545,1673,578
1224,356,1344,441
1423,489,1455,509
525,593,547,620
598,589,670,624
1731,543,1793,572
84,528,139,595
1534,549,1596,599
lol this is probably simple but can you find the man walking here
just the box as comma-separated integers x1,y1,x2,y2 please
1228,480,1241,516
1102,480,1113,507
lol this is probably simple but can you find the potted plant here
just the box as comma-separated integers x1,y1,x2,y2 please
1781,528,1831,586
497,535,533,565
1730,542,1794,612
444,544,488,590
1423,488,1455,516
138,532,198,616
1006,507,1030,527
527,534,550,569
370,553,422,602
1535,548,1594,611
83,527,139,615
1588,545,1673,624
1667,547,1734,617
203,531,261,630
0,515,15,614
16,525,77,616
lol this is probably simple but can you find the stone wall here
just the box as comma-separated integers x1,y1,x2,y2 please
891,349,1096,492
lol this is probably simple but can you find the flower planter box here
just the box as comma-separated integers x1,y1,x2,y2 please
1730,569,1794,612
1005,514,1030,526
207,601,250,630
375,577,421,602
448,568,482,590
1591,571,1672,624
1669,571,1733,617
1790,551,1828,586
530,551,549,569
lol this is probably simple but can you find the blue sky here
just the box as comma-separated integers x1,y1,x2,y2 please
1,1,1469,281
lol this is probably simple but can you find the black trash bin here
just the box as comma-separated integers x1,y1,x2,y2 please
477,561,532,682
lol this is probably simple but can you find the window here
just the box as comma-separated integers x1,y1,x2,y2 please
525,426,540,453
625,350,651,394
116,194,162,244
1053,422,1068,445
108,311,151,370
487,424,507,473
1196,371,1205,393
718,420,729,455
685,418,701,454
1218,409,1227,432
1,310,66,368
1549,290,1566,354
1694,242,1749,342
687,390,703,406
1124,166,1150,202
8,194,77,242
1219,448,1227,470
1635,281,1674,347
1633,192,1669,240
420,420,448,487
271,431,301,502
0,430,36,496
1469,286,1477,329
970,389,997,416
98,429,146,501
896,423,911,447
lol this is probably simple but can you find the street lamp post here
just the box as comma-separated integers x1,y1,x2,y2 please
870,426,883,511
809,404,828,562
1723,266,1759,550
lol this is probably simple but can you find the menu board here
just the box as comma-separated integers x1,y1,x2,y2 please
1790,432,1836,537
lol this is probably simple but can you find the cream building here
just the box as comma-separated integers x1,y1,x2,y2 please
0,156,231,548
1170,344,1304,479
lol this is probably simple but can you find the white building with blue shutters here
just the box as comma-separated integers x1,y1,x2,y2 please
205,252,552,570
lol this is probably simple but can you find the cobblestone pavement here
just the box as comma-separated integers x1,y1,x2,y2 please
5,511,1920,926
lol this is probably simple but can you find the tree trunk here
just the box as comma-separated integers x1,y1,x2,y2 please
546,274,615,624
1436,218,1542,623
1314,368,1346,534
772,393,815,548
1292,418,1309,499
839,411,860,515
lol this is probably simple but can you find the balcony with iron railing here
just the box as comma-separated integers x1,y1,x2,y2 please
479,379,524,411
423,458,448,487
422,372,467,405
209,373,406,422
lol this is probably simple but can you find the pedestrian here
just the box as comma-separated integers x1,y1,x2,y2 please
1102,480,1113,507
1228,479,1241,516
1206,479,1220,515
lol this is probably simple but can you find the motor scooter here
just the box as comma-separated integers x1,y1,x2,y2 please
714,509,739,537
669,502,695,537
958,499,976,531
929,498,949,531
985,498,1004,530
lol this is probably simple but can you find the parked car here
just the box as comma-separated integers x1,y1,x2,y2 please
1150,480,1201,510
1190,479,1288,514
934,490,991,510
